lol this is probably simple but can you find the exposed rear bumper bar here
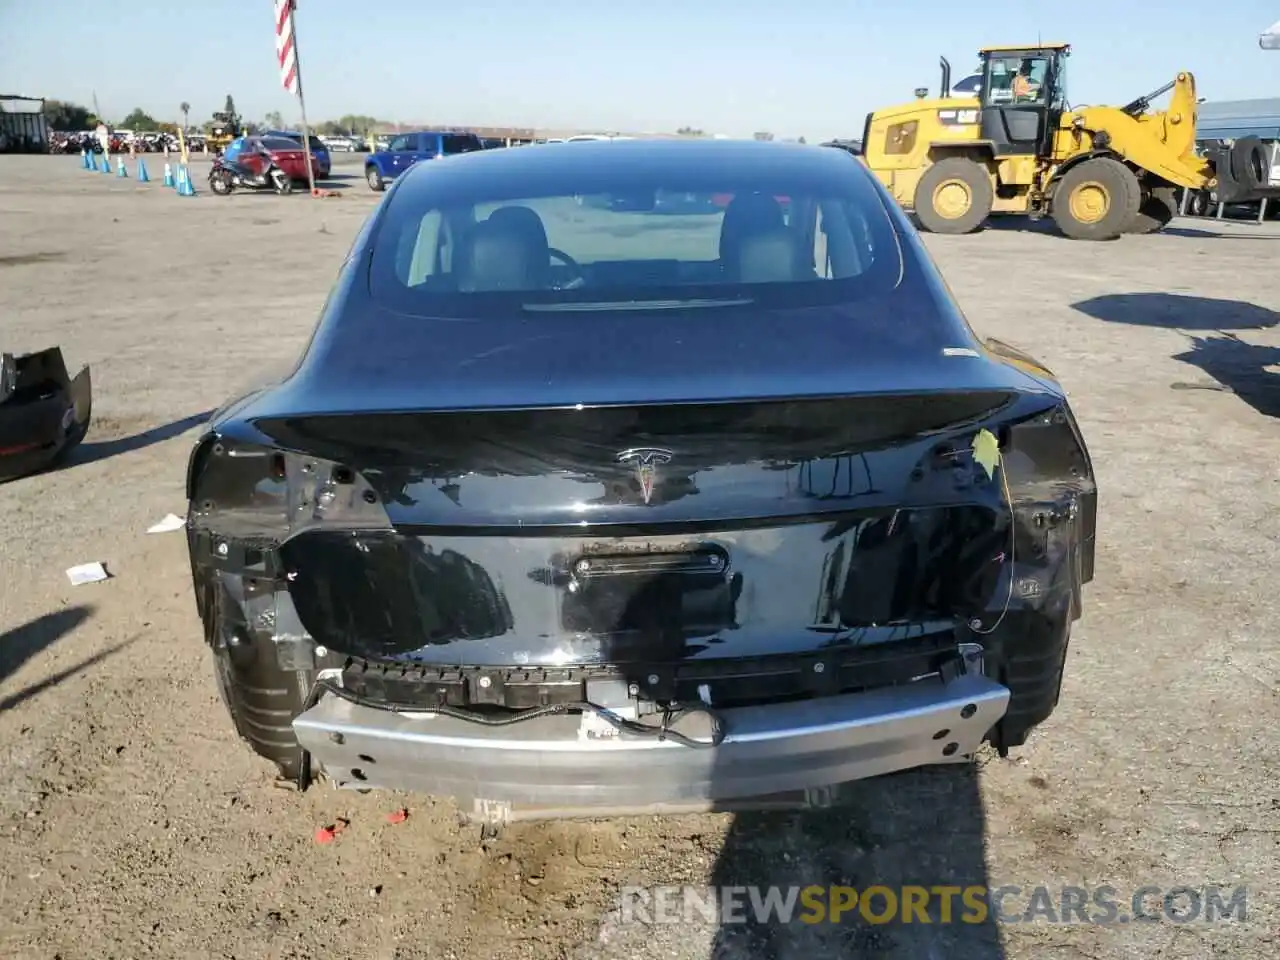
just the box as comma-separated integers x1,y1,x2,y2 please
293,673,1010,819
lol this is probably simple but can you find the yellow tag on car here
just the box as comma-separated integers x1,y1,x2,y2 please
971,428,1000,480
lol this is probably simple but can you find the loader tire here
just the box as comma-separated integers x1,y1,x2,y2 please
1230,136,1268,194
1127,186,1177,234
913,157,994,234
1051,158,1141,240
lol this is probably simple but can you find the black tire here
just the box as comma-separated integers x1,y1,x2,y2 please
1187,189,1212,218
209,169,234,196
989,623,1073,753
204,585,311,781
912,157,994,234
366,165,385,192
272,171,294,196
1230,136,1268,193
1127,185,1177,234
1050,157,1141,240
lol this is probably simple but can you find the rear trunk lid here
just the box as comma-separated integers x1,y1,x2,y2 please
261,387,1047,669
246,285,1064,669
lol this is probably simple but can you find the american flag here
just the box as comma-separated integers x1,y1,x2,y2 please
275,0,300,96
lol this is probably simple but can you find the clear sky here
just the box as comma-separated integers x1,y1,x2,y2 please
2,0,1278,138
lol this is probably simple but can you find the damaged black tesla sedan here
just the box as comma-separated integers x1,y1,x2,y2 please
186,139,1097,825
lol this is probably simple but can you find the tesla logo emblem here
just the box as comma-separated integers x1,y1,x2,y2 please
616,447,673,505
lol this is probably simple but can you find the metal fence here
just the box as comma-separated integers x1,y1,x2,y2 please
0,96,49,153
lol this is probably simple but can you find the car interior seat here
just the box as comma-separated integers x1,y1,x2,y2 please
485,206,554,285
718,194,810,282
454,214,550,292
733,226,814,283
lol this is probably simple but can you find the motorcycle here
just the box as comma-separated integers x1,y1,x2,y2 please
208,155,294,196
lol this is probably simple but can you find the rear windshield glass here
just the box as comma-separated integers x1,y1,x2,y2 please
442,134,483,155
368,155,904,316
272,132,324,149
260,137,302,150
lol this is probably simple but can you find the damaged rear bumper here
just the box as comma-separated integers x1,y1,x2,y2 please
0,347,92,482
292,667,1010,819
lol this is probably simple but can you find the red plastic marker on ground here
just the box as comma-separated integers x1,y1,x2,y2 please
314,817,350,843
386,808,409,825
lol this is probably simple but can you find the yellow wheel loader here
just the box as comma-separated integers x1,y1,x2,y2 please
860,44,1277,240
207,110,242,156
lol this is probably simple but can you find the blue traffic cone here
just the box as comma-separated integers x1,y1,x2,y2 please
116,156,128,178
178,166,196,197
81,149,90,169
100,153,111,173
137,158,150,182
162,162,175,188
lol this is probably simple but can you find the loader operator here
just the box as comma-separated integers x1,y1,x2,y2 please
1012,60,1042,102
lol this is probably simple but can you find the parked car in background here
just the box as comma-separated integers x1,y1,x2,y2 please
259,130,331,177
219,135,317,184
363,131,484,191
821,139,863,155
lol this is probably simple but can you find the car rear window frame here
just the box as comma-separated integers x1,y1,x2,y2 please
367,160,906,319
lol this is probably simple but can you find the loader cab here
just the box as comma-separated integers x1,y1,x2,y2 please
978,44,1069,157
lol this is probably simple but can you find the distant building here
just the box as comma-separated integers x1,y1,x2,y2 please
0,95,49,153
1196,98,1280,141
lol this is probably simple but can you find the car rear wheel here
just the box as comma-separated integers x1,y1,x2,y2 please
366,166,385,192
913,157,995,235
1051,157,1140,240
204,584,311,783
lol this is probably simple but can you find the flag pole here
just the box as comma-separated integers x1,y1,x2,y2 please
286,2,319,197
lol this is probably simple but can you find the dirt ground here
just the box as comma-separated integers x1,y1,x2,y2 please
1,153,1277,960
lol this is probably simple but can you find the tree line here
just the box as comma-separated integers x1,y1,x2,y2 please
42,97,385,138
44,97,786,141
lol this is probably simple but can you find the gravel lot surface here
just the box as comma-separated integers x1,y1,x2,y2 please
1,154,1277,960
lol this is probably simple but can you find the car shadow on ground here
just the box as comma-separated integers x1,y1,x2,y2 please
1073,293,1280,419
65,409,213,468
0,606,93,688
709,768,1004,958
580,599,1005,956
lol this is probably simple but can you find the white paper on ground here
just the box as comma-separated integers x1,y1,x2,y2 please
66,562,109,586
147,513,186,534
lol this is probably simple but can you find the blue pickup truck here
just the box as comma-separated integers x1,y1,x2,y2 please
364,131,485,191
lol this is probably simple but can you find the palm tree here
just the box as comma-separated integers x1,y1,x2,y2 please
180,101,190,133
